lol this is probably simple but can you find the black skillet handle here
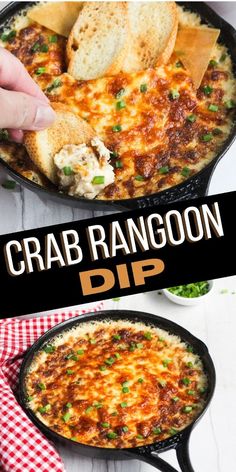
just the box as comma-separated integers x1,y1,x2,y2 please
127,432,194,472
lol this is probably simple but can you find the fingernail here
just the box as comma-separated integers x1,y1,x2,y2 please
34,106,56,129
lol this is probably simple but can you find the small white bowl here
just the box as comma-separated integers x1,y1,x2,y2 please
162,280,214,306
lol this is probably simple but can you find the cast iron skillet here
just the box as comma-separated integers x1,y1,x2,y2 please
0,3,235,211
0,1,235,211
19,310,216,472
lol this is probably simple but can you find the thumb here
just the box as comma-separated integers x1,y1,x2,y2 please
0,87,55,130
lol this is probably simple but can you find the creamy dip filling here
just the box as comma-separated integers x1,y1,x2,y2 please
54,137,115,199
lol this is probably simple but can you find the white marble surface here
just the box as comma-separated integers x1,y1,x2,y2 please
0,1,236,471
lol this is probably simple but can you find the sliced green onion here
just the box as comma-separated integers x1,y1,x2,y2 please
43,344,55,354
27,396,34,402
66,369,74,375
31,41,40,52
120,401,127,408
2,180,16,190
209,59,218,67
92,176,105,185
100,365,107,371
187,362,193,368
135,175,144,181
113,334,121,340
37,383,46,390
169,89,180,100
38,404,51,414
136,343,143,349
105,357,115,365
220,53,227,62
85,406,93,414
162,359,172,368
213,128,223,135
62,412,71,422
187,114,197,123
122,386,129,393
107,432,118,439
225,99,236,109
89,339,96,344
169,428,178,436
144,331,152,340
1,30,16,42
159,166,169,174
182,406,193,413
182,377,191,386
187,390,195,396
153,427,162,434
112,124,122,132
46,78,62,93
111,411,118,416
63,166,73,176
181,166,191,178
77,349,84,355
201,133,213,142
176,61,182,68
138,377,144,383
122,426,129,432
101,422,110,428
115,352,121,359
202,85,213,96
172,396,179,402
136,434,144,439
116,100,126,110
35,67,46,75
41,44,49,52
140,83,148,93
208,104,219,112
94,402,103,409
187,345,194,352
66,402,72,408
49,34,58,43
115,160,123,168
199,386,207,394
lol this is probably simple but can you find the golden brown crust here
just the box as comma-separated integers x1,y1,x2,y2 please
26,320,207,449
24,103,95,184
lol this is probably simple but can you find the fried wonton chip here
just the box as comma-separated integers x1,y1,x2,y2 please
175,26,220,89
27,2,83,37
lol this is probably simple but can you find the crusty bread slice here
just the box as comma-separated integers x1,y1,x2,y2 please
67,2,129,80
24,103,95,184
123,2,178,72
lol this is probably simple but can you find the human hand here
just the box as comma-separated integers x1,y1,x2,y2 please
0,47,56,142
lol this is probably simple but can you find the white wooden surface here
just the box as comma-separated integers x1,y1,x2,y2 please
0,1,236,471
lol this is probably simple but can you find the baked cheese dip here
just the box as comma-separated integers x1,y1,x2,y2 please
25,320,207,448
0,4,236,200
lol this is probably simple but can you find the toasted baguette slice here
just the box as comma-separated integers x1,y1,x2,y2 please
67,2,129,80
24,103,95,184
123,1,178,72
27,2,83,37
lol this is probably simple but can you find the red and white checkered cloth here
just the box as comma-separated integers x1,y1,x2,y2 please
0,303,104,472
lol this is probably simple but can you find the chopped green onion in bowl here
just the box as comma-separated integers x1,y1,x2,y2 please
163,281,214,306
168,282,210,298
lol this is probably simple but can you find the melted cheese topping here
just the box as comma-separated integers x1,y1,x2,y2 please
1,5,236,200
26,320,207,448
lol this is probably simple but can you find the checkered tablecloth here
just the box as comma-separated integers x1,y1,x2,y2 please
0,303,103,472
